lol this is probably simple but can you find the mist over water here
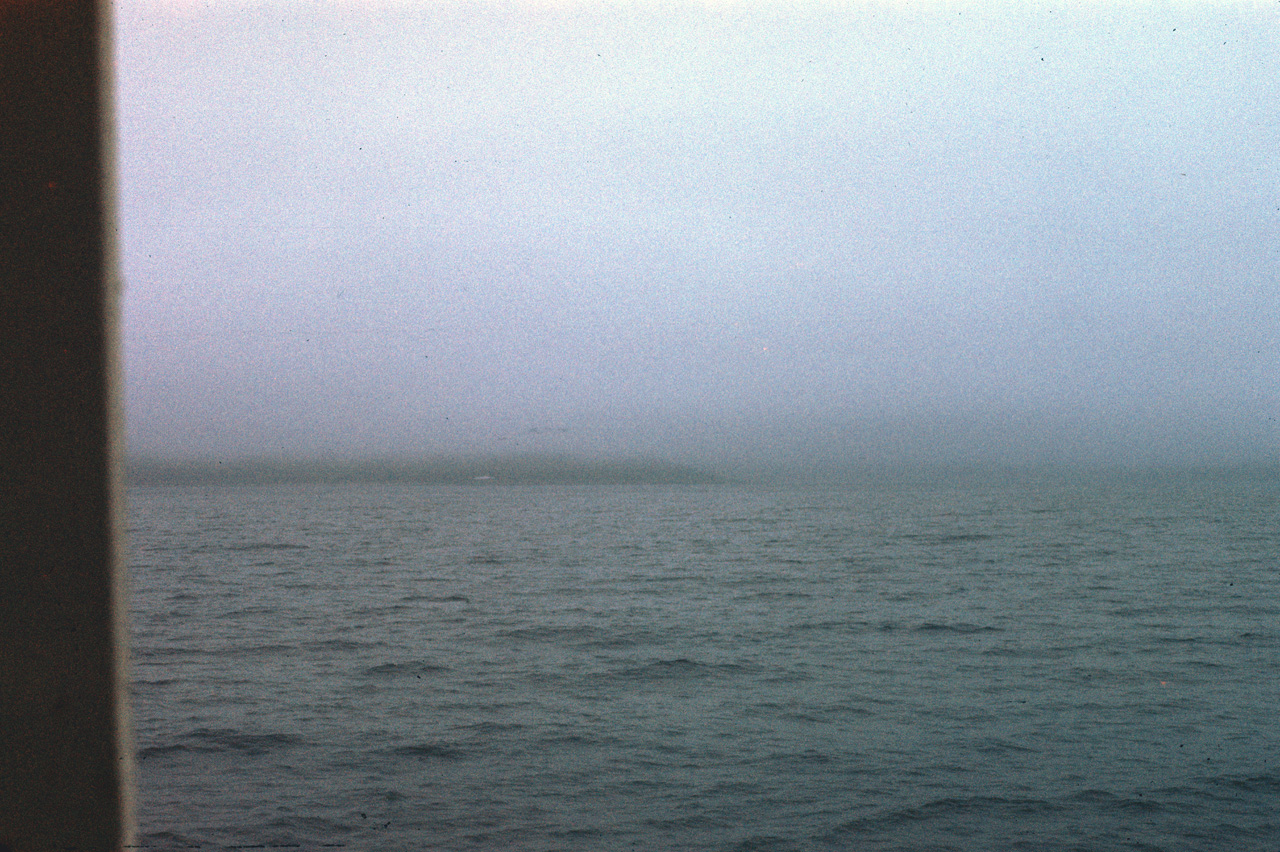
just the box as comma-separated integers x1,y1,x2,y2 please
115,1,1279,470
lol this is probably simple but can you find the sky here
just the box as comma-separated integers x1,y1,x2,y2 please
114,0,1279,470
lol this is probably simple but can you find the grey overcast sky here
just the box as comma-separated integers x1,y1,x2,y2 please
116,0,1278,469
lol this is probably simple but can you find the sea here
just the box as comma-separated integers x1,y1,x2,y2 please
126,469,1280,852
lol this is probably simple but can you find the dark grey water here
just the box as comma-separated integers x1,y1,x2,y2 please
127,471,1280,851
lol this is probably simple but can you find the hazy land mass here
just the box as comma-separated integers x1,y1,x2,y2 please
125,455,724,486
124,453,1280,489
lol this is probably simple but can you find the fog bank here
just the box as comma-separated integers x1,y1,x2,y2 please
117,1,1279,470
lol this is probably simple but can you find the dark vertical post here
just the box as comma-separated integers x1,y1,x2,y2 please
0,0,133,849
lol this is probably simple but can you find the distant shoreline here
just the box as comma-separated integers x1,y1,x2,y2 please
125,455,1277,488
125,455,723,486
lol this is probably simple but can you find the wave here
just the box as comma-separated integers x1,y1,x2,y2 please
873,621,1003,635
973,737,1040,756
741,590,814,601
137,743,191,760
140,728,304,759
497,624,604,642
457,720,525,735
301,638,386,652
729,835,807,852
364,660,449,677
134,646,213,659
613,658,754,682
381,742,465,760
134,829,207,849
535,730,624,748
894,532,999,545
1202,772,1280,794
220,642,296,656
1067,789,1165,813
913,622,1004,635
826,794,1064,837
401,592,471,603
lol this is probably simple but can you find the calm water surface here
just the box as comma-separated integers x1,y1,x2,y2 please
127,471,1280,851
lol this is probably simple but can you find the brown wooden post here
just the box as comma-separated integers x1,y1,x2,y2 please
0,0,134,849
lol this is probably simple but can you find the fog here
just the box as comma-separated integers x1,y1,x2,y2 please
116,0,1278,475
